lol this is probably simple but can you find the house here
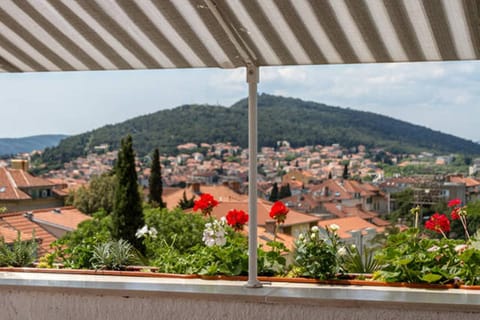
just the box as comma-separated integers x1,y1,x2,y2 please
318,216,383,246
0,167,66,213
0,206,91,256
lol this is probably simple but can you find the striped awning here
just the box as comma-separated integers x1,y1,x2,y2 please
0,0,479,73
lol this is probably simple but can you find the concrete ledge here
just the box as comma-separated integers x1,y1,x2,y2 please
1,272,480,319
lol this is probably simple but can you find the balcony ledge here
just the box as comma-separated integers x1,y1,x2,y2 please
1,271,480,319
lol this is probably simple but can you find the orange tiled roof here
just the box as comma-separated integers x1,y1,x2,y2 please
0,225,33,243
0,167,31,200
32,206,91,230
0,212,57,256
318,216,383,239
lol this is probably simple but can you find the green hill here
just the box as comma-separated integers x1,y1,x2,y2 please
39,94,480,170
0,134,68,156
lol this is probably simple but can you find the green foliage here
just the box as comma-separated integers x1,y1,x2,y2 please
52,211,112,269
90,239,137,271
340,244,381,274
451,200,480,239
373,229,476,284
112,135,145,253
148,148,165,208
0,232,38,267
293,227,339,279
388,189,414,224
257,241,288,276
38,94,480,169
177,190,195,210
70,173,116,214
143,207,205,254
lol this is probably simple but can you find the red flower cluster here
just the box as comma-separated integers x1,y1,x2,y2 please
425,213,451,234
226,209,249,231
447,199,461,208
269,201,289,224
448,198,462,220
193,193,218,217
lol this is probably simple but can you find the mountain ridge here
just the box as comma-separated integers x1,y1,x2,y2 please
38,94,480,170
0,134,68,157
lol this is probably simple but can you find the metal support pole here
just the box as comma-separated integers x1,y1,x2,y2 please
246,65,261,288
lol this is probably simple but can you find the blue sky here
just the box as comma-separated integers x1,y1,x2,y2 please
0,60,479,142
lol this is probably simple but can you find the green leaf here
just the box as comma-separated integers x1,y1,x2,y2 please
421,273,442,283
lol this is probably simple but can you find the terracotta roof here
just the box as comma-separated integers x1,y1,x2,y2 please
322,203,346,218
449,176,480,188
0,212,56,256
32,207,91,231
318,217,382,240
8,169,56,188
0,167,31,200
0,225,33,243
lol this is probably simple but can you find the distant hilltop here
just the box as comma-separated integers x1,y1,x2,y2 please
0,134,68,156
37,93,480,171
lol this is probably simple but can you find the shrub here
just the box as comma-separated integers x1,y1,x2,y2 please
293,226,339,279
90,239,136,270
0,232,38,267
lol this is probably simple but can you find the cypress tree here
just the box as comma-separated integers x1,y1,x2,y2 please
269,182,279,202
279,183,292,199
111,135,145,253
343,163,349,179
148,148,165,208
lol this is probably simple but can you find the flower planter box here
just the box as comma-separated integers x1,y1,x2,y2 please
1,267,477,290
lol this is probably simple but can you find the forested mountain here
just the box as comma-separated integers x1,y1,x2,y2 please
39,94,480,169
0,134,67,156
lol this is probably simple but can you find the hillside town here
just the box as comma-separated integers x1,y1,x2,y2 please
1,140,480,256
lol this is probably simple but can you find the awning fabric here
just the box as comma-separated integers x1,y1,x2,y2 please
0,0,479,73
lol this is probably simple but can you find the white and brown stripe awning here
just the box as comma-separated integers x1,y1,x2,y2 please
0,0,479,73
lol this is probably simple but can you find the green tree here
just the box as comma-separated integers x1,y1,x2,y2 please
279,184,292,199
148,148,165,208
70,173,116,214
342,163,349,179
111,135,145,253
177,190,195,210
269,182,279,202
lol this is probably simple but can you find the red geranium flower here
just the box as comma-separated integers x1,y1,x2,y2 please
448,199,461,208
425,213,451,234
193,193,218,217
269,201,289,224
226,209,249,231
451,208,460,220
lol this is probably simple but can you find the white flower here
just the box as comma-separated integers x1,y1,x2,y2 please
135,225,149,238
298,233,305,241
202,218,227,247
310,232,316,239
454,244,468,253
329,224,340,232
338,247,347,256
350,244,356,250
148,227,158,239
427,245,440,252
311,226,319,233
